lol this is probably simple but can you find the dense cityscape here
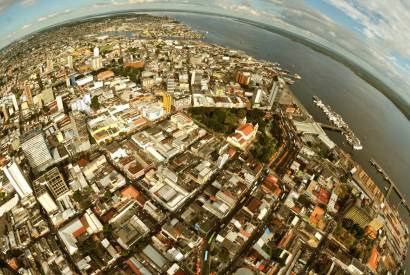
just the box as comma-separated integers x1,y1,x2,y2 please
0,14,407,275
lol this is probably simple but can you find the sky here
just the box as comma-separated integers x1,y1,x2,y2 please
1,0,410,106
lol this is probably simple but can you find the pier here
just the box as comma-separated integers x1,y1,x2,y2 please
313,96,362,150
319,123,343,132
370,159,410,214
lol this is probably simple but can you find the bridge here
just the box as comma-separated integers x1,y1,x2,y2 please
318,123,343,132
385,178,410,214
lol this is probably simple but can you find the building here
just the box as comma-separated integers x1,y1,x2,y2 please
97,70,114,81
46,59,54,73
35,167,69,200
11,94,19,111
93,47,99,57
252,88,262,108
21,130,53,171
91,56,103,70
2,161,33,198
56,95,64,112
172,94,191,110
33,184,59,214
2,104,9,122
41,88,55,105
227,123,258,150
344,204,376,229
69,112,91,152
235,71,251,86
67,55,73,69
24,85,33,106
161,92,172,113
268,76,280,108
167,78,175,93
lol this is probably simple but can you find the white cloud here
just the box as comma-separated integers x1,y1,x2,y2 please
0,0,13,12
325,0,410,59
20,0,36,6
21,24,31,29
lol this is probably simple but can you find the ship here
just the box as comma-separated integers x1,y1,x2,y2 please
313,96,363,150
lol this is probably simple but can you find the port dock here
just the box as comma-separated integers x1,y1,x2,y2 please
370,158,410,214
313,96,363,150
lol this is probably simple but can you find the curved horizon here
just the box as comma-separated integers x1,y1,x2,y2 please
2,6,410,121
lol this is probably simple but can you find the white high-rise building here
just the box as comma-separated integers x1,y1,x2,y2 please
2,161,33,198
93,47,99,57
22,130,53,171
268,77,281,108
56,95,64,112
91,56,102,70
252,88,262,108
46,59,54,73
67,55,73,69
11,94,19,111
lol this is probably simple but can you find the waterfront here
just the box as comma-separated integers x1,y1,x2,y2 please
164,13,410,216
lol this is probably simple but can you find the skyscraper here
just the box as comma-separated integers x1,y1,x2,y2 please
11,94,19,111
24,85,33,106
46,59,54,73
67,55,73,69
252,88,262,108
2,161,33,198
69,112,91,153
21,130,53,171
161,92,172,113
56,95,64,112
34,167,69,200
1,104,8,122
91,56,102,70
268,76,281,108
93,47,100,57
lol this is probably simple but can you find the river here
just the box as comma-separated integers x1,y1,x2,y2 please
155,13,410,219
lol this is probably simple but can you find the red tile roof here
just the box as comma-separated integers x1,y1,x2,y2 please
367,247,379,272
237,123,254,137
309,206,325,226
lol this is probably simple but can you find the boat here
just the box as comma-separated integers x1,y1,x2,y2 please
313,96,363,150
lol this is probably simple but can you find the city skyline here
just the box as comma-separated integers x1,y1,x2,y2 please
1,0,410,112
0,14,407,273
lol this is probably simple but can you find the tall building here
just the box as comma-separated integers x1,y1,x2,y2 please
33,183,59,214
34,167,69,200
161,92,172,113
1,104,8,122
11,94,19,111
252,88,262,108
41,88,55,104
268,76,280,108
21,130,53,171
93,47,100,57
2,161,33,198
67,55,73,69
91,56,102,70
56,95,64,112
235,71,251,86
46,59,54,73
344,204,376,229
24,85,33,106
167,78,175,93
69,112,91,153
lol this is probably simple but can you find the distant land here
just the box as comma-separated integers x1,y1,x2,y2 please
3,9,409,121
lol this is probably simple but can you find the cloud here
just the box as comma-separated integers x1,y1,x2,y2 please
20,0,36,6
21,24,31,29
0,0,36,12
325,0,410,59
0,0,13,11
